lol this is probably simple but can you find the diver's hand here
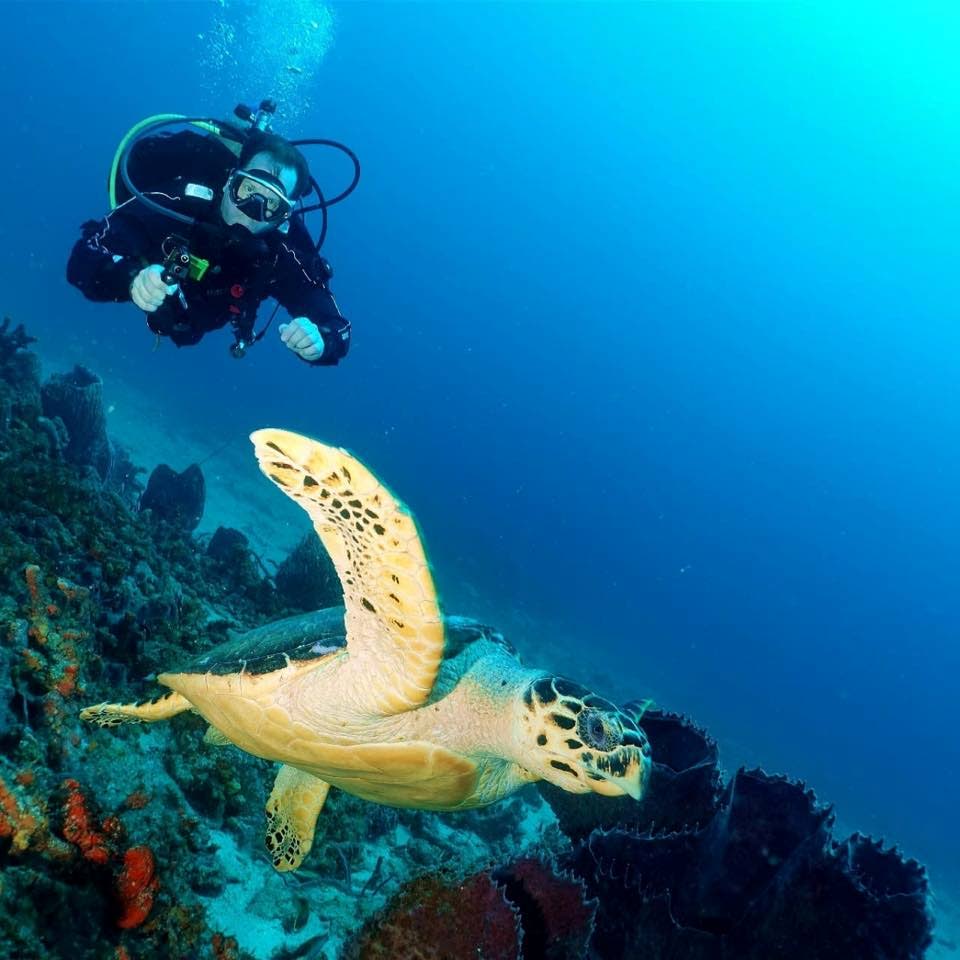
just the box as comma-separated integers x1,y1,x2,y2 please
280,317,325,362
130,264,177,312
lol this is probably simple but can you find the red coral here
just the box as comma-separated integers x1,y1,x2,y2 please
495,858,596,959
124,790,151,811
20,649,43,671
62,778,111,864
346,858,597,960
24,563,43,607
55,663,79,698
345,872,520,959
116,845,158,929
211,932,240,960
56,577,86,602
19,565,90,702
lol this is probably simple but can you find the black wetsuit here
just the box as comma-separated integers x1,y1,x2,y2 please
67,131,350,365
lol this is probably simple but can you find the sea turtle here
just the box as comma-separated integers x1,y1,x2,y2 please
81,429,651,871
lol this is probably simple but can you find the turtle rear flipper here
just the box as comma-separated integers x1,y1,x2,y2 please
203,725,234,747
80,691,192,727
265,765,331,872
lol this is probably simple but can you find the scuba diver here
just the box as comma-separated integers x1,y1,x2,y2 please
67,100,360,365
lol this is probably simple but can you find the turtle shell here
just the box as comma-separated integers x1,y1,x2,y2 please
440,616,515,660
179,607,349,677
176,609,514,680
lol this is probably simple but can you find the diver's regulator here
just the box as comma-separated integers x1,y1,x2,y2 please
234,98,278,133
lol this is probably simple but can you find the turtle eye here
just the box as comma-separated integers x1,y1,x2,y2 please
578,709,621,751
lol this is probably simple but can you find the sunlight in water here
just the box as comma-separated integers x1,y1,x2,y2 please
199,0,336,129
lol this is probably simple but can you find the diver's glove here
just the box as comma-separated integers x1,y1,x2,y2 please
280,317,325,362
130,264,178,313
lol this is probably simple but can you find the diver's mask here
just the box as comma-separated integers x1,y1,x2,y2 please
227,168,294,224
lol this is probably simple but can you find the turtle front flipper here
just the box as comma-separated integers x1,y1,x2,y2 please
265,765,331,872
80,691,192,727
251,429,445,716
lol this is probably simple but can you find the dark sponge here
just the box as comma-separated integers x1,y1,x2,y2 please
139,462,205,532
559,750,932,959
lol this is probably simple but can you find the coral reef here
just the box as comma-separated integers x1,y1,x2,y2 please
0,315,41,431
0,321,553,959
0,320,936,959
0,766,71,860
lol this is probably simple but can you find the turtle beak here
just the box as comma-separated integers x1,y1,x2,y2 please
585,747,649,801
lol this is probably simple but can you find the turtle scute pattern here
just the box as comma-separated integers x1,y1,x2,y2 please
250,429,445,717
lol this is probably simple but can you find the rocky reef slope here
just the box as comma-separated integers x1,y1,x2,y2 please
0,319,935,960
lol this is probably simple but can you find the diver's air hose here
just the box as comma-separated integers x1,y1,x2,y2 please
292,139,361,212
108,115,228,210
109,113,361,252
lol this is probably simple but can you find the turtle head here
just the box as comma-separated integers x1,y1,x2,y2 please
517,676,651,801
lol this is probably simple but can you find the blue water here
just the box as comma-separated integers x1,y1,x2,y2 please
6,0,960,895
